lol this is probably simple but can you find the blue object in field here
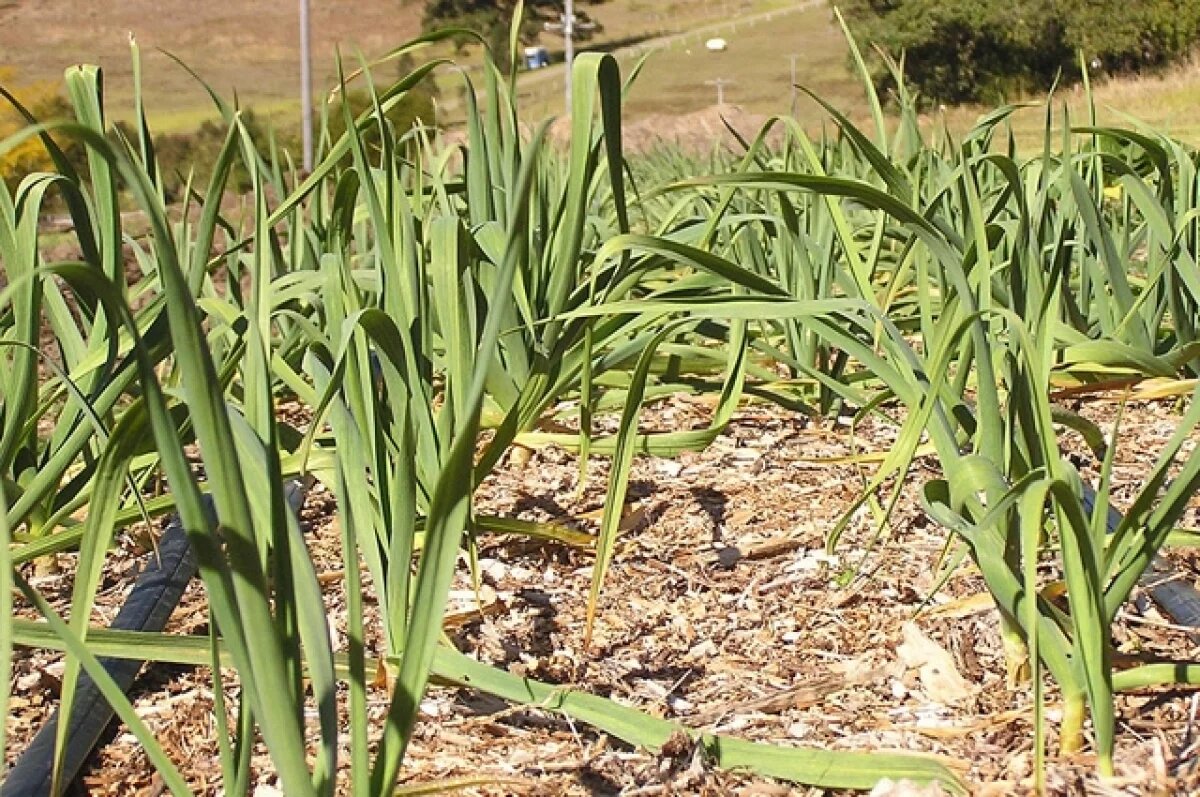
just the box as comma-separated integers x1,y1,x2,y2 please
524,46,550,70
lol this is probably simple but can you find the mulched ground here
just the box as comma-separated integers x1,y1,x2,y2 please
5,394,1200,796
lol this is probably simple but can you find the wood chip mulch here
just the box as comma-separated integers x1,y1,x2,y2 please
5,396,1200,796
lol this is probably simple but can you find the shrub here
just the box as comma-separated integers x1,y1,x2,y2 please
322,79,437,161
149,109,289,198
0,68,87,190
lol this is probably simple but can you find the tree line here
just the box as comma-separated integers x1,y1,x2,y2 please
841,0,1200,104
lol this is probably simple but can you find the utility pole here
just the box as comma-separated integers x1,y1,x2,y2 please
786,53,799,116
300,0,314,172
704,77,733,106
544,0,595,115
564,0,574,110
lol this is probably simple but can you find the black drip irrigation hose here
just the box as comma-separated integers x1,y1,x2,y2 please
1139,556,1200,632
1082,485,1200,636
2,481,306,797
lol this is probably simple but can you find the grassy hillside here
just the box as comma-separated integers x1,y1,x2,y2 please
503,0,861,124
0,0,427,129
0,0,820,131
3,0,1199,147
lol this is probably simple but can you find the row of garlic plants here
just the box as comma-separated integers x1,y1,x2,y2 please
5,13,1200,792
634,44,1200,787
0,24,962,797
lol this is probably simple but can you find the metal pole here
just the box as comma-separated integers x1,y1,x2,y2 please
564,0,575,114
300,0,314,172
704,78,732,106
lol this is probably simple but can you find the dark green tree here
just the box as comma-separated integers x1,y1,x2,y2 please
1056,0,1200,72
422,0,603,66
842,0,1200,105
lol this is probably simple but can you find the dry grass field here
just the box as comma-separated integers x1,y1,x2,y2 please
4,0,1200,145
0,0,801,132
0,0,425,128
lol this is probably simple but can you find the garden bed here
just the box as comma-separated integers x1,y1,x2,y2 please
6,397,1199,796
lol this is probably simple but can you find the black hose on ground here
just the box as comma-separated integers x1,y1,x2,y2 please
1139,556,1200,630
1082,485,1200,637
1,505,205,797
2,481,306,797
